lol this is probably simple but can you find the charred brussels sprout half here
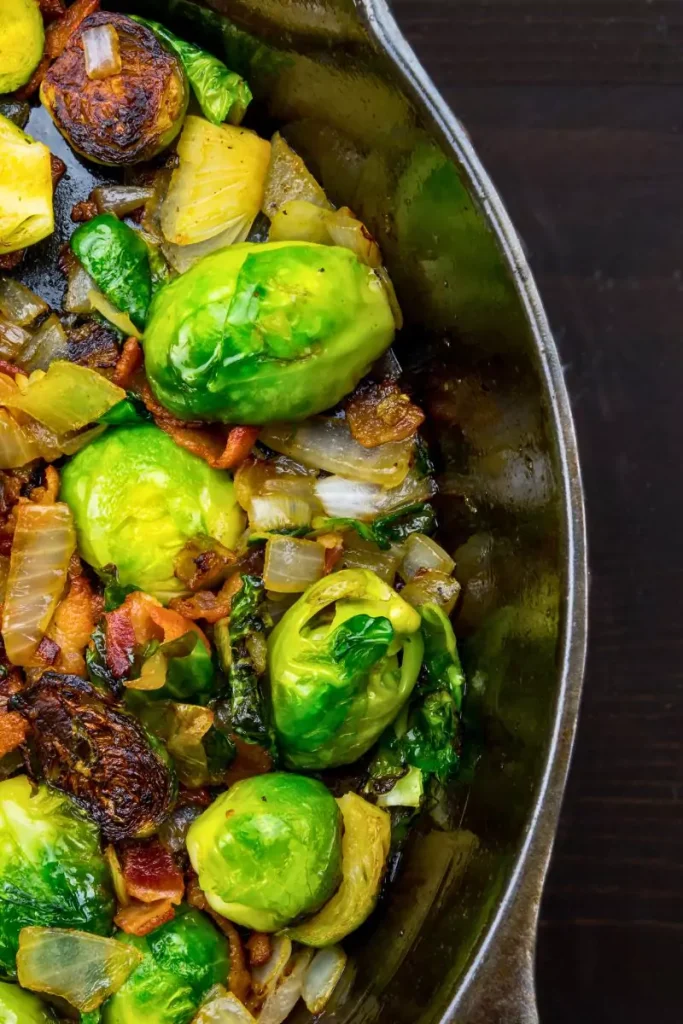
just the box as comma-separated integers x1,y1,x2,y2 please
60,425,244,603
143,241,395,424
0,980,56,1022
268,569,424,769
102,907,230,1024
40,13,188,166
187,773,342,932
0,775,115,978
10,674,176,842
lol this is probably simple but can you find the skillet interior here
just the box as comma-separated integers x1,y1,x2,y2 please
19,0,587,1020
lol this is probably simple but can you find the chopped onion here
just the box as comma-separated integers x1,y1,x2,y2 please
19,313,69,372
250,495,312,533
0,408,41,468
261,418,413,488
400,569,461,615
315,469,437,521
161,222,253,275
0,361,125,434
17,926,142,1012
301,945,348,1015
92,184,155,217
64,263,96,315
326,207,382,268
88,289,143,340
0,278,48,326
0,315,31,361
251,935,292,997
340,535,400,584
375,267,404,330
268,199,330,245
376,766,424,808
264,536,325,593
193,986,257,1023
1,502,76,665
82,24,122,80
258,949,313,1024
400,533,455,581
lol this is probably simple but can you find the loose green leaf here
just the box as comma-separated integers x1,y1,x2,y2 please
420,603,465,708
95,564,139,612
312,503,436,550
99,395,152,428
70,214,152,330
225,575,273,748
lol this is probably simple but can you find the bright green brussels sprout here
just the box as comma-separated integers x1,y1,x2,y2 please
0,980,56,1023
268,569,424,769
61,425,244,603
0,776,115,979
186,773,342,932
143,241,395,424
102,907,229,1024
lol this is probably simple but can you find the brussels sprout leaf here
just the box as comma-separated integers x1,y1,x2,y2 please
86,622,123,698
225,576,273,748
331,614,394,679
94,564,139,612
99,394,152,428
420,603,465,709
313,503,436,551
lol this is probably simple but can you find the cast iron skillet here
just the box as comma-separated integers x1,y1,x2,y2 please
24,0,588,1020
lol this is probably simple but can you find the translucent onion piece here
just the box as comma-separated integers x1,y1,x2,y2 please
260,419,413,488
375,267,404,330
315,469,437,521
249,495,312,533
19,313,69,372
2,502,76,665
0,360,125,434
161,221,252,274
0,278,48,326
88,289,143,340
193,986,257,1023
17,926,142,1012
104,845,130,908
82,24,122,80
0,554,9,604
251,935,292,997
258,949,313,1024
268,199,330,245
302,945,348,1015
64,263,96,314
340,535,399,584
93,184,155,217
0,315,31,361
263,536,325,593
124,648,168,691
261,132,331,219
400,533,455,581
326,207,382,269
160,116,271,247
399,569,461,615
0,408,41,468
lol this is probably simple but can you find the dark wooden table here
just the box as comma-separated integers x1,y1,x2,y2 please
390,2,683,1021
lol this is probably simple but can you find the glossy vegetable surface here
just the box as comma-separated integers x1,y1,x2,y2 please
61,426,244,602
0,116,53,255
71,215,152,330
143,242,394,424
187,774,342,931
0,980,56,1022
0,0,44,94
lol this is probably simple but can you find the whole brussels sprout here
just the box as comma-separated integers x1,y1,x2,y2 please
102,907,230,1024
268,569,424,769
0,980,57,1022
0,776,115,978
186,773,342,931
61,425,244,603
143,241,395,424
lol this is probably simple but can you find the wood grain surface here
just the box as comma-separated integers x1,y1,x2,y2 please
390,2,683,1021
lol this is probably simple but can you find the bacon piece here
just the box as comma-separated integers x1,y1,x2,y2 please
0,710,28,758
112,337,143,389
114,898,175,937
224,736,273,788
119,840,184,905
28,465,60,506
187,875,250,1003
70,199,98,223
174,535,236,593
32,636,60,666
39,0,67,19
246,932,272,968
45,0,100,59
169,571,244,625
345,379,425,448
0,362,21,381
0,251,24,272
50,154,67,190
46,573,99,677
215,426,261,471
15,54,50,100
104,606,135,679
118,590,210,652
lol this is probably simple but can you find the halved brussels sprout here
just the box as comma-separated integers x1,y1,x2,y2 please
102,907,230,1024
0,776,115,977
40,13,188,166
61,425,244,603
0,980,56,1023
289,792,390,946
0,116,53,256
0,0,44,94
143,241,395,424
268,569,424,769
186,773,343,932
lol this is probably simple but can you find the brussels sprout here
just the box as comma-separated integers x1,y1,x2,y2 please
40,13,188,166
186,773,342,932
143,241,395,424
268,569,424,769
0,980,56,1023
61,425,244,603
71,215,152,331
0,116,53,256
0,0,44,94
102,907,230,1024
0,776,115,978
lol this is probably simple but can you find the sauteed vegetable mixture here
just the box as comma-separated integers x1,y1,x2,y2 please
0,2,467,1020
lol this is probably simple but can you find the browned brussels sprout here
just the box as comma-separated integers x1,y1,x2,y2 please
40,13,188,166
10,673,176,841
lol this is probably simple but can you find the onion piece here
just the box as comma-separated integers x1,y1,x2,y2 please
0,361,125,434
400,533,455,580
161,221,251,275
0,278,48,326
249,495,312,533
258,949,313,1024
326,207,382,268
193,986,257,1023
251,935,292,997
19,313,69,372
315,469,437,521
0,315,31,361
400,569,461,615
64,263,96,314
17,926,142,1012
88,289,143,340
2,502,76,666
340,535,400,584
261,418,413,488
264,536,325,593
82,24,122,80
375,267,403,330
0,408,41,468
301,945,348,1015
268,199,330,245
92,184,155,217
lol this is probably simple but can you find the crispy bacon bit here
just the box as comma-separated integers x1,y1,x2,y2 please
246,932,272,968
0,361,21,381
45,0,100,59
112,337,143,389
32,635,60,666
187,875,250,1003
216,426,261,471
114,897,175,937
119,840,184,905
39,0,67,21
118,590,210,652
70,199,98,223
224,736,273,787
169,571,244,625
50,154,67,190
345,379,425,448
0,710,28,759
46,573,99,677
316,531,344,575
104,606,135,678
28,465,60,506
174,535,236,593
0,251,24,272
